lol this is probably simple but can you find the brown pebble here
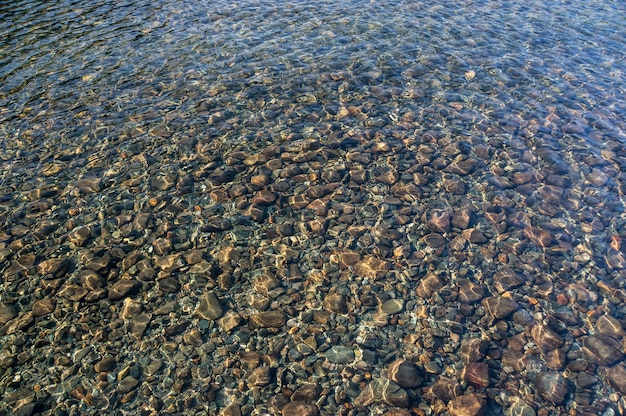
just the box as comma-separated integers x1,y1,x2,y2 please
416,273,444,299
595,314,624,339
250,310,286,328
581,335,624,365
427,210,451,233
482,296,519,320
196,291,223,320
37,258,69,277
323,293,348,314
492,267,524,293
108,279,141,301
606,364,626,395
457,279,485,303
448,393,486,416
94,356,117,373
462,362,489,388
354,378,409,408
291,383,321,402
248,366,273,387
31,299,55,317
386,360,423,389
354,256,390,279
281,402,319,416
251,189,277,206
534,371,570,405
0,302,18,325
531,324,564,352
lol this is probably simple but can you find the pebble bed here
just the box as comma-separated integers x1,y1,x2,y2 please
1,0,626,415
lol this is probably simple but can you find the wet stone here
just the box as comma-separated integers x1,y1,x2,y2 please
531,324,564,352
462,228,488,244
291,383,321,402
248,366,273,387
427,210,451,233
507,401,536,416
58,284,89,301
457,279,486,303
281,402,319,416
251,189,277,206
37,258,69,277
381,298,404,315
386,359,423,389
354,378,409,408
606,364,626,395
355,256,390,279
250,310,285,328
463,361,490,388
218,311,242,332
254,273,281,296
94,356,117,373
68,226,92,247
108,279,141,301
416,273,444,299
595,314,624,339
0,302,18,324
534,371,570,405
323,293,348,314
117,376,139,394
196,291,223,320
581,335,624,365
493,267,524,293
448,393,486,416
31,298,55,317
423,233,446,248
325,346,355,364
482,296,519,320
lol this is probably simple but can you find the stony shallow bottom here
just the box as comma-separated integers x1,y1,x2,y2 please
1,0,626,415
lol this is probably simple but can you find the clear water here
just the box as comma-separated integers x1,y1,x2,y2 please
1,0,626,415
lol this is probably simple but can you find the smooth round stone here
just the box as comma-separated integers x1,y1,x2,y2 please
387,359,423,388
281,402,319,416
324,346,355,364
448,393,486,416
534,371,570,405
195,291,223,320
595,315,624,339
581,335,624,366
381,299,404,315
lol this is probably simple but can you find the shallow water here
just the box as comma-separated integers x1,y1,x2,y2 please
1,0,626,415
